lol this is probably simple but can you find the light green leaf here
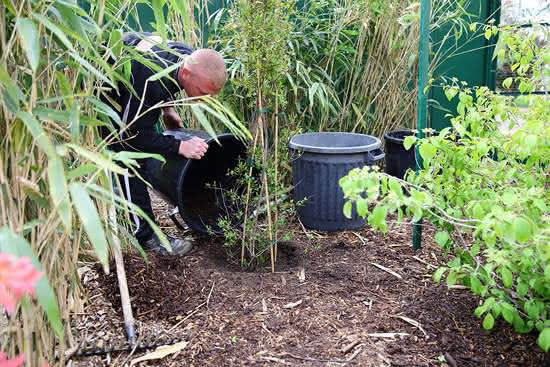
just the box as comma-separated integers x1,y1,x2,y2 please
343,201,352,219
66,144,126,175
48,157,72,231
513,216,532,243
69,183,109,267
444,87,458,101
368,205,388,232
435,231,450,246
17,111,56,157
419,142,436,163
502,304,515,324
483,313,495,330
499,267,513,288
502,77,513,89
433,267,447,283
517,281,529,297
544,265,550,281
470,275,483,295
15,18,40,73
0,227,64,340
356,198,368,218
403,136,416,150
446,269,457,286
538,328,550,352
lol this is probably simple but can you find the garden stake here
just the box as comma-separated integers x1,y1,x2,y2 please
109,204,136,345
413,0,431,251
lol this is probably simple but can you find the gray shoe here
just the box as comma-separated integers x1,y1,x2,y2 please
142,234,194,256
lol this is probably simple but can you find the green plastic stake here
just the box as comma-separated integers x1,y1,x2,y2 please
413,0,431,251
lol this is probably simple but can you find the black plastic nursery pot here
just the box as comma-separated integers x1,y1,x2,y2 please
145,129,247,235
383,129,417,180
289,132,385,232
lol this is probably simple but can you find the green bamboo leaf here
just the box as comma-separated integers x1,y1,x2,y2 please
0,227,64,340
0,66,24,113
538,328,550,352
17,111,56,157
66,144,126,175
15,18,40,73
87,97,122,127
67,163,97,180
69,183,109,267
54,2,89,44
32,13,75,52
70,52,115,88
190,104,220,144
70,102,80,143
148,60,184,82
86,184,171,253
48,157,72,231
152,0,167,41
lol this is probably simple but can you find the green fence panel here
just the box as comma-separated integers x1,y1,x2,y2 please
429,0,501,132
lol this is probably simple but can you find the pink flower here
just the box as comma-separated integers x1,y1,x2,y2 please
0,352,25,367
0,253,42,314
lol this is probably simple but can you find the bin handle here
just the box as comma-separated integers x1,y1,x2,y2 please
169,207,188,232
368,149,385,162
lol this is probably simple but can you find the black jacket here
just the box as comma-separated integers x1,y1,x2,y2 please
101,32,193,155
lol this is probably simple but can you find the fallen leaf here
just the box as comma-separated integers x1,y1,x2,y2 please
130,341,188,366
283,300,303,309
262,298,268,313
297,267,305,283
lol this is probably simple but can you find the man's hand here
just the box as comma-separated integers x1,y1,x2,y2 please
178,137,208,160
163,107,183,130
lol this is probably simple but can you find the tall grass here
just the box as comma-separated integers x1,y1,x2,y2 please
0,0,247,364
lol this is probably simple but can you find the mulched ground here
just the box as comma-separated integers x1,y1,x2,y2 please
70,191,549,367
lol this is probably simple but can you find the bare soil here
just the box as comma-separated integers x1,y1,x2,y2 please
71,192,550,367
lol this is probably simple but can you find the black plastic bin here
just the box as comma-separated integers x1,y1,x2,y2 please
145,129,247,234
383,129,417,180
289,132,384,232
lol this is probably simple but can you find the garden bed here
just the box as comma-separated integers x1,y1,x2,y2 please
70,192,549,367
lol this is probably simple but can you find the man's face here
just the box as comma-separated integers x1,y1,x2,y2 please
183,69,222,98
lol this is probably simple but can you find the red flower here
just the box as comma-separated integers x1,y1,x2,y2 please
0,352,25,367
0,253,42,314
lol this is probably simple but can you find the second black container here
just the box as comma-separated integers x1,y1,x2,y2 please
383,129,417,180
289,132,384,232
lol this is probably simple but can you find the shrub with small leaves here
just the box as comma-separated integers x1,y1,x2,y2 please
340,24,550,351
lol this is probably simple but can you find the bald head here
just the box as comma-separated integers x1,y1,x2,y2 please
178,49,227,97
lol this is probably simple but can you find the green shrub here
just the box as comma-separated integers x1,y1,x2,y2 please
340,25,550,351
